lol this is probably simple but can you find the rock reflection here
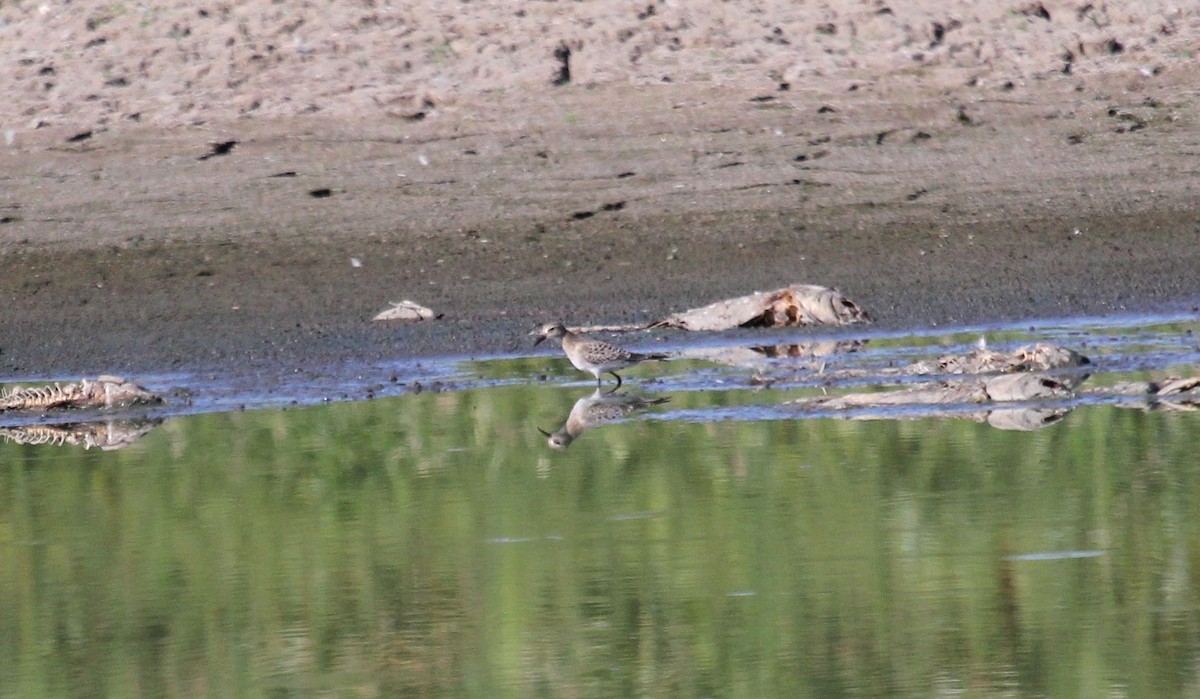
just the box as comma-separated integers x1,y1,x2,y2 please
539,388,669,448
0,418,163,450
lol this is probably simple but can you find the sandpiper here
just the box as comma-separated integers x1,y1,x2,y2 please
531,322,668,388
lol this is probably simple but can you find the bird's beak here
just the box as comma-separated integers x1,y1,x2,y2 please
532,333,546,346
537,427,552,437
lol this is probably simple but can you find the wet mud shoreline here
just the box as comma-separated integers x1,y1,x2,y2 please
2,80,1199,381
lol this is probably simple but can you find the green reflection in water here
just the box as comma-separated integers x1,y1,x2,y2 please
1,385,1199,698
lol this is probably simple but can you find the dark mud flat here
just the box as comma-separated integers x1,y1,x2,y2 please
1,83,1199,381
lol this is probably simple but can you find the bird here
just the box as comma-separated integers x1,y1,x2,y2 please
530,322,668,388
538,388,670,449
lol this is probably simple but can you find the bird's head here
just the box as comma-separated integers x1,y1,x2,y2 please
530,322,568,346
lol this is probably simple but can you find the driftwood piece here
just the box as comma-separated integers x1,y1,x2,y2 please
794,381,988,410
786,373,1076,431
0,419,163,450
0,376,161,412
981,373,1074,402
1103,376,1200,411
372,300,439,323
787,373,1073,411
651,284,870,331
733,342,1090,396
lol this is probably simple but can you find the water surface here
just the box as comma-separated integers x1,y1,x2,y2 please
2,315,1199,697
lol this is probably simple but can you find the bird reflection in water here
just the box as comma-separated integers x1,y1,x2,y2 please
539,388,670,449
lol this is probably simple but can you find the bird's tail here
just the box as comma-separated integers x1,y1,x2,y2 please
635,352,671,362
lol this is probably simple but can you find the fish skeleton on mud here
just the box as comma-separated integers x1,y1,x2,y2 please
0,375,161,412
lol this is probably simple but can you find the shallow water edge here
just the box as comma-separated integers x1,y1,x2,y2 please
6,311,1196,425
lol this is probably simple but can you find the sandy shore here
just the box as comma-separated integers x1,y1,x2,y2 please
1,2,1198,379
